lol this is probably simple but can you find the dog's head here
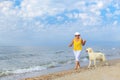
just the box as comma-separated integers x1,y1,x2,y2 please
86,48,93,53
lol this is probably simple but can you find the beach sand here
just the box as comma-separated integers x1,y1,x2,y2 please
24,59,120,80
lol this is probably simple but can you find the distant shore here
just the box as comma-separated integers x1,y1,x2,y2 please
24,59,120,80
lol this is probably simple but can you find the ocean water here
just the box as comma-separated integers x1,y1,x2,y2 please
0,46,120,80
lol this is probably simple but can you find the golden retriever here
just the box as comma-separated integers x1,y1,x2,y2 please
86,48,106,68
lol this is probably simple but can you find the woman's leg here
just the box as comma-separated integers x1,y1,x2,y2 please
76,51,81,69
77,61,80,69
74,50,81,70
73,51,78,69
75,61,80,70
74,61,78,70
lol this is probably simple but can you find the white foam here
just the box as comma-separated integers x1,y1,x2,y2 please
45,62,60,68
6,66,46,74
66,60,73,64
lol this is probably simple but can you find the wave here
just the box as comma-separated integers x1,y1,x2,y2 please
55,51,64,54
0,61,68,77
0,66,46,77
0,59,75,77
0,54,115,77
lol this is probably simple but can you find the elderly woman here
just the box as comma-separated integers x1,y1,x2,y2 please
69,32,86,70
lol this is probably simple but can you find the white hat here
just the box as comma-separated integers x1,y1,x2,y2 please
74,32,80,35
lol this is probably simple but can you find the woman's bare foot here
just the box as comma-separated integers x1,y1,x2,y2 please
74,67,77,70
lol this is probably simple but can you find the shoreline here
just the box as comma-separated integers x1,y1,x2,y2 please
24,59,120,80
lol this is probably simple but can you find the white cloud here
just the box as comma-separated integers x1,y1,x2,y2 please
19,0,65,18
0,0,118,27
114,10,120,15
97,1,104,8
0,0,65,18
113,3,119,9
0,1,13,14
56,16,64,21
19,0,49,17
113,20,118,25
0,0,120,45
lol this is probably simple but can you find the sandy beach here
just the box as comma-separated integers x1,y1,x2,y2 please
24,59,120,80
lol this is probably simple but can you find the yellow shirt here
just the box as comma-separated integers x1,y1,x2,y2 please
73,38,82,51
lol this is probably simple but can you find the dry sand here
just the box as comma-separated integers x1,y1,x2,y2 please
24,59,120,80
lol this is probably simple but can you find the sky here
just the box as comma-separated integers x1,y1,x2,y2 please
0,0,120,46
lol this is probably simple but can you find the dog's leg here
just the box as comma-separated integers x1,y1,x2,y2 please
88,61,91,68
102,55,106,62
94,59,96,68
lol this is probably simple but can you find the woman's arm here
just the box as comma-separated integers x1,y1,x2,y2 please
81,39,86,46
69,40,74,47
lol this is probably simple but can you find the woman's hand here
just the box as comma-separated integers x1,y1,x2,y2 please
69,40,73,47
69,44,72,47
83,40,86,43
82,40,86,46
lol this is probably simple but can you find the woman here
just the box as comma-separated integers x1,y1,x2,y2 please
69,32,86,70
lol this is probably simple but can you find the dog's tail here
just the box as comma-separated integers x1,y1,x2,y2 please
102,54,106,62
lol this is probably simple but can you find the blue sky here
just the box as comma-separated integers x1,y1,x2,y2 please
0,0,120,46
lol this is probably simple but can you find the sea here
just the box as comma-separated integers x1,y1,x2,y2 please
0,45,120,80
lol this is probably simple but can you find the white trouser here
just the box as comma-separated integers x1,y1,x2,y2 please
73,50,81,61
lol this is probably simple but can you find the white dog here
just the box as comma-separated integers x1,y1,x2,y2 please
86,48,106,68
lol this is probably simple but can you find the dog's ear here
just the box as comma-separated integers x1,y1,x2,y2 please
89,48,92,53
89,49,91,53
